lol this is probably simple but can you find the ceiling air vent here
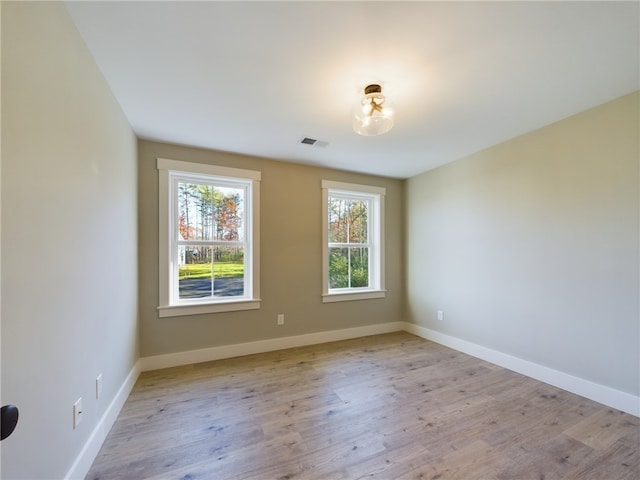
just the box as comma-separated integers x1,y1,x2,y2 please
299,137,329,148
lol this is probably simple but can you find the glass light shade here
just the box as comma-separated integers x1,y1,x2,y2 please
352,85,394,136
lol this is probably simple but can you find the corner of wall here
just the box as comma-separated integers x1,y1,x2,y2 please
403,322,640,417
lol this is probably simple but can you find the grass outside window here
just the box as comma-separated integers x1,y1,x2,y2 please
178,262,244,280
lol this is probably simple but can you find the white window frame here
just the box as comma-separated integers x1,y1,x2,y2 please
157,158,261,317
322,180,386,303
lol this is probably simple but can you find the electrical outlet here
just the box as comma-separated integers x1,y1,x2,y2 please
277,314,284,325
437,310,444,321
73,398,83,429
96,374,103,399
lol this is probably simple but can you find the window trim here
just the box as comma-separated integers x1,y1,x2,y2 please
322,180,386,303
157,158,261,317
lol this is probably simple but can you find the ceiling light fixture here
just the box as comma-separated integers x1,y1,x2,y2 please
352,83,394,136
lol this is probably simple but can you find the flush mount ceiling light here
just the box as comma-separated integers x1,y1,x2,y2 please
352,83,394,136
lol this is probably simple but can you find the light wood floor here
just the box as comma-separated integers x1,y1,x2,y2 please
86,332,639,479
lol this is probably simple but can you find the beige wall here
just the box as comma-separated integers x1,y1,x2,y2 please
1,2,138,478
405,92,639,396
138,140,404,357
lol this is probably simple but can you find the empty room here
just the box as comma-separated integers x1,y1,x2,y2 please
1,1,638,479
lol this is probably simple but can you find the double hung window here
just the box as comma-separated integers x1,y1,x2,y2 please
157,158,260,317
322,180,385,302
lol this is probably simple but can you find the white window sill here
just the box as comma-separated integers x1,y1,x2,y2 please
322,290,386,303
158,299,261,317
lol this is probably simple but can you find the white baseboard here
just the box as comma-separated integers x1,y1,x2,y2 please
64,323,402,479
65,319,638,480
140,322,405,372
403,322,640,417
65,361,141,480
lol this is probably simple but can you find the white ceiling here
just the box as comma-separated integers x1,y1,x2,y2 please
65,1,639,179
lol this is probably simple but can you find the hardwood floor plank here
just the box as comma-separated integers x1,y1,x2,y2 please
564,408,639,450
563,438,640,480
494,434,594,480
86,332,639,480
397,439,508,480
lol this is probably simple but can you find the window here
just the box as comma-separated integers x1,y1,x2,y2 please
322,180,385,302
157,158,260,317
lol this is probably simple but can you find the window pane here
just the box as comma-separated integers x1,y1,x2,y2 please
212,246,245,297
328,198,348,243
347,200,368,244
178,245,213,299
350,247,369,288
213,187,245,242
177,183,213,241
178,245,245,299
329,247,349,288
178,183,244,241
328,197,368,244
